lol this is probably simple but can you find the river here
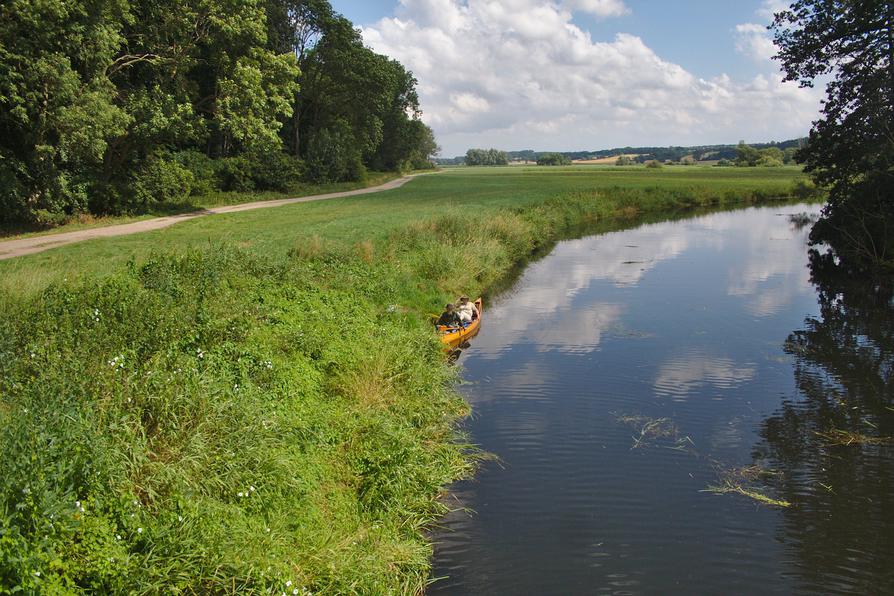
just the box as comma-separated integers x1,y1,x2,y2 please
430,203,894,594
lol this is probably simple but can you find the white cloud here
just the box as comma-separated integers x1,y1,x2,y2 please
734,23,777,62
564,0,630,18
756,0,789,21
361,0,821,155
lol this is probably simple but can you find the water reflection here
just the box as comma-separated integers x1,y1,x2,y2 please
431,204,830,594
751,257,894,593
653,350,756,401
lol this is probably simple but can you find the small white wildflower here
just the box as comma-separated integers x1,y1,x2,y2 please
293,590,299,595
22,487,30,495
249,485,255,492
137,527,143,534
286,580,292,587
30,352,35,358
116,534,121,540
34,571,40,577
178,515,183,522
265,527,271,533
237,492,244,498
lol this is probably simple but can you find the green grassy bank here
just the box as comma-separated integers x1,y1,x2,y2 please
0,167,818,593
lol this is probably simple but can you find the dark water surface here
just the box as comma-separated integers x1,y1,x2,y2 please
430,204,894,594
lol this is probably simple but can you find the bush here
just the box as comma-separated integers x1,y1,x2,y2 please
128,155,194,211
0,157,31,225
305,123,365,184
218,156,257,192
645,160,663,169
174,150,221,196
756,156,784,167
245,150,305,191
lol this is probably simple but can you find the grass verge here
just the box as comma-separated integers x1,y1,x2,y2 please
0,167,820,592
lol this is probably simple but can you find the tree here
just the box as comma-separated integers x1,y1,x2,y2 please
0,0,131,223
615,155,634,166
783,146,799,164
772,1,894,269
735,142,761,166
465,148,508,166
536,153,570,166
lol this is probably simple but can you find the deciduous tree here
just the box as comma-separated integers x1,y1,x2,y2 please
772,0,894,269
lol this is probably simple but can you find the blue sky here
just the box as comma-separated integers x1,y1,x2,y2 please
328,0,819,156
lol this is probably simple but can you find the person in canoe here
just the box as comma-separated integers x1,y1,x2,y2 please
455,295,479,324
436,303,462,328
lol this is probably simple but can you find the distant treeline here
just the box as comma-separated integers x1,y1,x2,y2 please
0,0,438,225
435,138,807,165
464,148,509,166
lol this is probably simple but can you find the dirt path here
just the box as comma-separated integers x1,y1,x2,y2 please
0,173,426,261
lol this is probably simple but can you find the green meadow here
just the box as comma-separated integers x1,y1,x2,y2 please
0,166,810,296
0,166,817,593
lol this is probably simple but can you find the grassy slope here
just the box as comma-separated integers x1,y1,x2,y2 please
0,166,816,594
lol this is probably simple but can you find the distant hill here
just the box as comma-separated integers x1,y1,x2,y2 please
435,139,808,165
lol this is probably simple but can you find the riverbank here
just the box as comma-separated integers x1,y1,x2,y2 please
0,167,820,593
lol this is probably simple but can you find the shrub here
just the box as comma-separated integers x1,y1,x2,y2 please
305,123,365,184
174,150,221,196
218,155,256,192
245,150,305,191
645,160,663,169
128,155,194,211
756,155,784,167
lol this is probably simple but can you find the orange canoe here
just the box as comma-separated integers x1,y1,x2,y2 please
437,298,483,351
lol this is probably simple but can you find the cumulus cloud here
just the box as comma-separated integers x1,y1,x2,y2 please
361,0,821,155
756,0,789,21
563,0,630,18
734,23,777,62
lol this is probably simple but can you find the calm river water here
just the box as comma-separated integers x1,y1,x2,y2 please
430,203,894,594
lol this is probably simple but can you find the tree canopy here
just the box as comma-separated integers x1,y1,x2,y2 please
772,0,894,269
464,148,508,166
536,153,571,166
0,0,438,225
